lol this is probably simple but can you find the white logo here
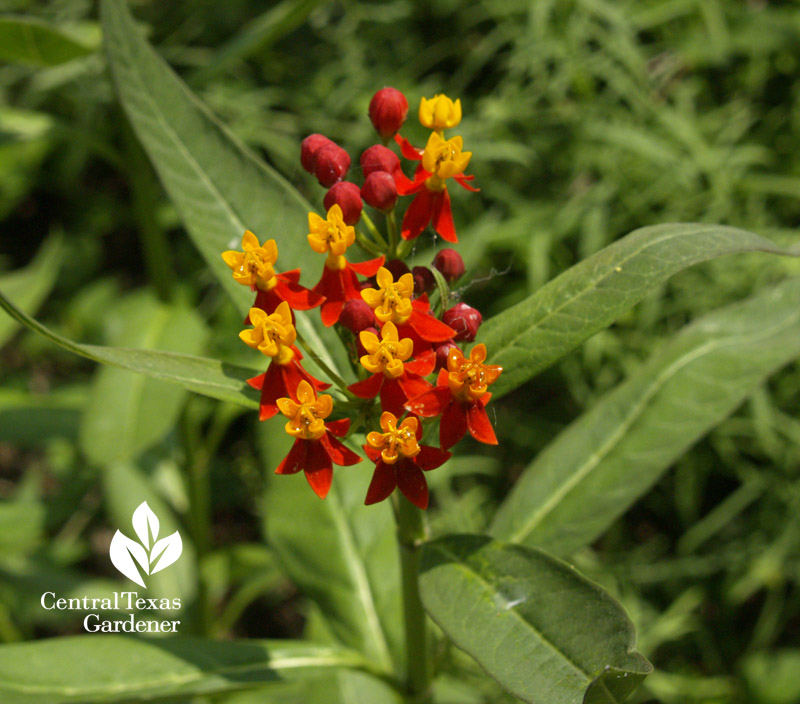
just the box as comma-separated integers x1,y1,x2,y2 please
109,502,182,588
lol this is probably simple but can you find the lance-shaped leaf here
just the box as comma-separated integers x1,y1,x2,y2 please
0,290,260,410
0,16,95,66
108,530,148,587
150,531,183,575
100,0,346,376
132,500,159,549
419,535,652,704
490,277,800,556
0,636,376,704
477,223,798,398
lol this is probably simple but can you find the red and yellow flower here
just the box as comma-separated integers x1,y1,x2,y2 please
361,267,454,353
275,380,361,499
418,94,462,132
395,131,478,243
308,204,384,326
222,231,323,316
405,343,502,450
348,321,434,416
240,301,329,421
364,412,451,509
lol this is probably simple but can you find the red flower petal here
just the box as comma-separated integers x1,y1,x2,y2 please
363,444,382,463
440,400,468,450
365,460,397,505
325,417,351,437
320,432,362,466
380,377,409,417
394,134,424,161
304,441,334,498
253,288,283,316
401,190,434,240
404,349,436,376
349,256,385,277
396,459,429,509
409,309,456,343
432,187,457,243
454,174,480,192
275,276,325,310
280,269,302,284
313,267,345,326
256,363,288,421
466,401,498,445
405,386,451,417
348,372,384,399
397,373,433,403
416,445,452,471
276,438,307,475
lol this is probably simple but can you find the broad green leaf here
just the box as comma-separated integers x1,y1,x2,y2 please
260,420,402,673
490,277,800,556
0,16,94,66
0,387,83,446
419,535,652,704
478,223,798,398
103,461,197,604
0,635,371,703
0,289,260,409
100,0,345,376
80,291,208,465
0,232,61,348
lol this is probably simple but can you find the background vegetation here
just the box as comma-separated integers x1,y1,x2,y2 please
1,1,799,702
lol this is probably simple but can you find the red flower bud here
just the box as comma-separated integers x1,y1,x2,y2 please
435,340,458,371
384,258,410,281
368,87,408,140
412,266,435,295
340,299,375,334
301,133,334,174
361,172,398,212
324,181,363,225
313,143,351,187
356,326,380,357
360,144,401,177
442,303,482,342
433,248,465,283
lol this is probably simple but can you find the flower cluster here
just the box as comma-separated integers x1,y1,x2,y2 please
222,87,501,509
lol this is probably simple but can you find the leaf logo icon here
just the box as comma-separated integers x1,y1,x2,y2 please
109,501,182,588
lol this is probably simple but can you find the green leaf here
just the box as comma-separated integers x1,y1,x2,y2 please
741,649,800,704
100,0,345,376
0,232,61,348
0,289,260,409
0,16,94,66
478,223,798,398
0,635,372,703
80,291,209,465
260,421,402,673
419,535,652,704
490,277,800,556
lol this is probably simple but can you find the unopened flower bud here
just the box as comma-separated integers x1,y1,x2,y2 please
340,299,375,334
384,259,410,281
356,326,380,357
313,143,351,187
435,340,458,371
360,144,400,177
412,266,435,295
361,172,398,212
369,87,408,140
324,181,363,225
433,248,465,282
301,133,334,173
442,303,482,342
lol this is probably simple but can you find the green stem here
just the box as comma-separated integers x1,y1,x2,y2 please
360,210,389,249
294,329,354,396
395,495,432,703
355,229,385,257
387,209,399,259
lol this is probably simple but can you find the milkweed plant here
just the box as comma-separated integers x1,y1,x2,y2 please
1,1,799,702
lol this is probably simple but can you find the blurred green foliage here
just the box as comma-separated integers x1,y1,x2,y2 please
1,1,799,702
